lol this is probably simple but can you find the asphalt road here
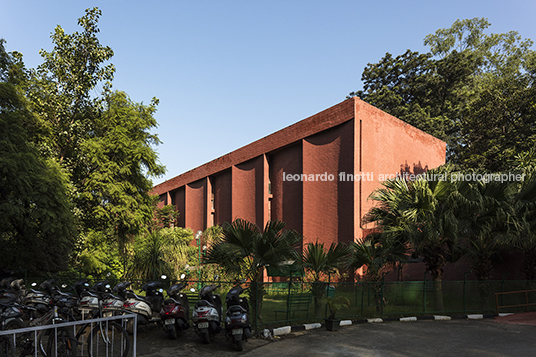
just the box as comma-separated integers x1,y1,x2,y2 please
136,318,536,357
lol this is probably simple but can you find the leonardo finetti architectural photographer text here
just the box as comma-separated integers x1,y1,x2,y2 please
282,171,526,183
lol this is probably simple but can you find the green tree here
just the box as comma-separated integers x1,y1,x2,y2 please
351,18,536,171
159,227,197,279
154,205,180,229
456,177,512,282
346,235,407,312
129,227,197,281
0,39,75,273
366,169,460,311
301,241,350,316
77,229,123,280
204,219,302,324
350,49,480,159
80,90,165,268
454,177,515,309
509,166,536,280
28,7,114,170
19,8,165,275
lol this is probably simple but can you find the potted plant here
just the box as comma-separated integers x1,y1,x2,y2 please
324,296,351,331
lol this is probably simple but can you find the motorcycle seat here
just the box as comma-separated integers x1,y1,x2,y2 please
195,299,213,308
227,305,246,314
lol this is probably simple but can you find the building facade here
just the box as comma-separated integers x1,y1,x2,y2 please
152,97,446,247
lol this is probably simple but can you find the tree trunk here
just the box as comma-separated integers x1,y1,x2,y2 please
476,252,493,312
311,281,326,317
249,268,266,328
430,268,445,312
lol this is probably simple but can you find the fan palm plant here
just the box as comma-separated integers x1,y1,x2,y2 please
301,241,350,316
456,177,512,281
509,166,536,280
365,167,460,312
346,234,407,312
204,218,302,324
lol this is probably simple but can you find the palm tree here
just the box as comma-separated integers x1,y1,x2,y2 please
454,177,514,310
130,231,172,280
346,234,407,312
366,168,460,312
204,218,302,324
456,177,512,281
509,166,536,280
301,241,350,316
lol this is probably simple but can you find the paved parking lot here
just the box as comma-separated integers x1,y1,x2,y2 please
137,317,536,356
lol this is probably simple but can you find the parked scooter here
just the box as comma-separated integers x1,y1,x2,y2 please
24,279,55,317
122,281,164,332
0,281,25,331
160,274,190,339
191,283,222,344
224,281,252,351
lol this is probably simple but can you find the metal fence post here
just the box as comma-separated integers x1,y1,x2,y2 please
361,282,366,316
380,280,384,317
423,275,427,314
463,273,467,314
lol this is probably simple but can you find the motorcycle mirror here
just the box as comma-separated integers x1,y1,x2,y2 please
180,273,186,280
190,287,196,293
161,275,167,280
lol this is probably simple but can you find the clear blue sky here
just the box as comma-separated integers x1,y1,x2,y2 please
2,0,535,185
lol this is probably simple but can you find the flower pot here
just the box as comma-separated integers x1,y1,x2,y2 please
324,318,340,331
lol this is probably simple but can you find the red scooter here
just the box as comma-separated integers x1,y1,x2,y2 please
160,277,190,339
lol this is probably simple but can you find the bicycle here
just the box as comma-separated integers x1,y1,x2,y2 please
74,282,130,357
13,304,78,357
0,335,14,357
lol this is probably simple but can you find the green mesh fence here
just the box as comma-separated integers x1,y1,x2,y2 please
21,276,536,332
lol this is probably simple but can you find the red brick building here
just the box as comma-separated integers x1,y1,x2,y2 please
152,97,446,247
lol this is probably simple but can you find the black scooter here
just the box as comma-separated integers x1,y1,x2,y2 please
224,282,251,351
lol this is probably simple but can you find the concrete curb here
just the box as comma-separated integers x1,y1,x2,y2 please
263,313,499,338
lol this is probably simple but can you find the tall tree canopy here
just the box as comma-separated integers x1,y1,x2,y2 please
351,18,536,171
0,8,165,274
0,39,75,272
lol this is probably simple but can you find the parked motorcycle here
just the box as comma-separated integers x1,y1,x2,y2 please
160,275,190,339
224,281,252,351
0,289,25,332
0,278,26,303
24,279,56,317
122,281,164,332
100,282,127,317
191,283,222,344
